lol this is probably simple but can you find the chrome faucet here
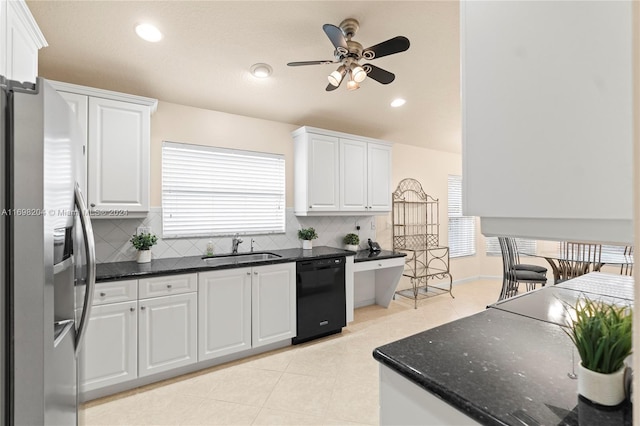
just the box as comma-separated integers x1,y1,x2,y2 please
231,233,243,254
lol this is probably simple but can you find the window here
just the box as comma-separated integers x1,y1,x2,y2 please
486,237,537,256
162,141,285,238
448,175,475,257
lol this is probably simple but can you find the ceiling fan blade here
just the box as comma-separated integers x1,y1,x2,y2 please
363,36,410,60
364,64,395,84
287,60,336,66
323,24,348,50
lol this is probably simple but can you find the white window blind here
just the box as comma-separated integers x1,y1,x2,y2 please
486,238,537,256
448,175,476,257
162,141,285,238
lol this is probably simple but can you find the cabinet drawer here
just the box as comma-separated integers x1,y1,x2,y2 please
77,279,138,307
353,257,405,273
139,273,197,299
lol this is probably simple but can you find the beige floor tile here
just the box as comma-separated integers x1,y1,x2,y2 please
178,399,260,425
325,379,379,425
205,366,282,406
252,407,367,425
263,372,336,417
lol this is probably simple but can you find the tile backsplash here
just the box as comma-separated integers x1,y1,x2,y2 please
92,208,377,263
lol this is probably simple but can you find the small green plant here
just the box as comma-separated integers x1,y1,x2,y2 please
298,227,318,241
564,296,632,374
130,232,158,251
343,233,359,245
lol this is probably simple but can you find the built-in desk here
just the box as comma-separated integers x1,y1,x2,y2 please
351,250,406,311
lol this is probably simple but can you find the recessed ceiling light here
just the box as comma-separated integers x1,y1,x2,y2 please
250,63,273,78
390,98,406,108
135,23,163,42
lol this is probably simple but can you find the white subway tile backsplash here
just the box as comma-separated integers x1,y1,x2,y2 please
91,208,377,262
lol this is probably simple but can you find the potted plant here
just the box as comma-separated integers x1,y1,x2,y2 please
130,232,158,263
564,296,632,406
343,233,360,252
298,227,318,250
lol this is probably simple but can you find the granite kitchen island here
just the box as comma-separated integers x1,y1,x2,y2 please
373,273,633,425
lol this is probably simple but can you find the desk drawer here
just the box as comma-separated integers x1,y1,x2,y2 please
354,257,405,273
77,279,138,307
139,273,197,299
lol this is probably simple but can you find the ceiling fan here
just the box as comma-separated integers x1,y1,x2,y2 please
287,18,410,91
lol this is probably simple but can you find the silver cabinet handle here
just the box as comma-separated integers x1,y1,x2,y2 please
167,284,172,289
309,206,312,208
100,292,106,297
254,271,258,275
130,307,135,312
246,272,251,275
74,184,96,356
90,203,95,208
140,306,146,310
378,263,382,267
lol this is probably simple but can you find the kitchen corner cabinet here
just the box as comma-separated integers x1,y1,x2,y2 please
51,81,157,217
293,126,392,216
198,262,296,361
0,0,47,84
461,1,633,244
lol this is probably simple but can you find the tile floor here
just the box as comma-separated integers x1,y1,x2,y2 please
80,279,503,426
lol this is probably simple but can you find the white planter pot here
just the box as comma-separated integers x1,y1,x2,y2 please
578,362,626,406
136,249,151,263
302,240,313,250
345,244,359,252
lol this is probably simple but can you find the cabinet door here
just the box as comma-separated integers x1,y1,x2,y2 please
307,133,340,211
252,263,296,348
138,293,197,377
367,143,392,212
88,97,150,214
58,91,89,196
78,301,137,393
339,138,368,211
461,1,632,243
198,268,252,360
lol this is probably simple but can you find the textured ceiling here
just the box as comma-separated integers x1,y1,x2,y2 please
27,1,461,153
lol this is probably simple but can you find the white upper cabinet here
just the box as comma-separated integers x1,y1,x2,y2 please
51,81,157,217
461,1,633,244
1,0,47,84
293,126,393,216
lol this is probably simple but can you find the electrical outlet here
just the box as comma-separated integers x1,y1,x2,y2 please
137,226,151,234
370,221,376,230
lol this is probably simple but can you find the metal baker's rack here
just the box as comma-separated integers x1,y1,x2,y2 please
392,178,453,308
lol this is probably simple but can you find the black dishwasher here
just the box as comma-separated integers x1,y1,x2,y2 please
293,256,346,344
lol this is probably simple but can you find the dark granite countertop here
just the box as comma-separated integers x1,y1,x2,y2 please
374,300,632,425
352,249,406,263
97,245,354,282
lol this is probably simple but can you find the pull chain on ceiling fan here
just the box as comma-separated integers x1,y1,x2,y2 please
287,18,410,92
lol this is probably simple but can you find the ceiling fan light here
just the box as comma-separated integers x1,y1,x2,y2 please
352,65,367,83
346,79,359,91
328,70,343,87
135,23,163,42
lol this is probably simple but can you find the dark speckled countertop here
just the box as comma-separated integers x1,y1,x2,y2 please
373,281,633,425
96,246,405,282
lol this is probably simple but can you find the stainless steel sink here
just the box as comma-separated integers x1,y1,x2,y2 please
202,252,281,266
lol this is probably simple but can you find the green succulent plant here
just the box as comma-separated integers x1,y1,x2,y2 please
564,296,632,374
298,227,318,241
343,233,359,245
130,232,158,251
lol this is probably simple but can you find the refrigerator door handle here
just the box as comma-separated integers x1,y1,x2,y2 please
74,183,96,356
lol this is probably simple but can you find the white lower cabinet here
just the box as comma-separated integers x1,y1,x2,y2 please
79,300,137,393
138,292,198,377
198,262,296,361
251,263,297,348
198,267,252,360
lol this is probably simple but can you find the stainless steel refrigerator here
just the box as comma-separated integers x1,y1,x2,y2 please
1,76,96,425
